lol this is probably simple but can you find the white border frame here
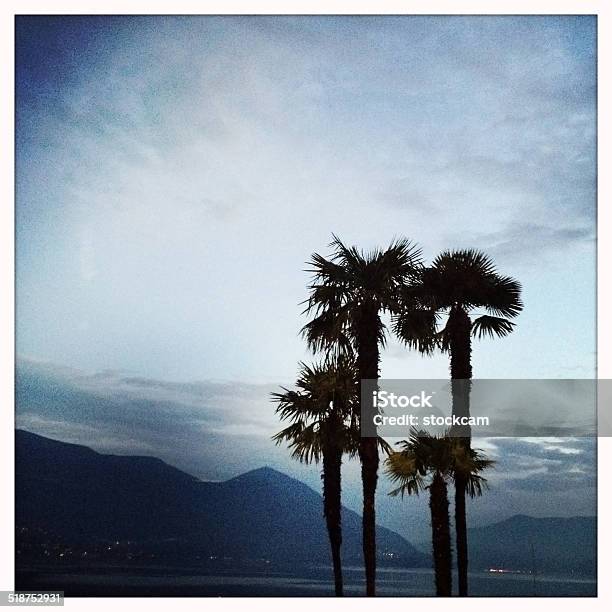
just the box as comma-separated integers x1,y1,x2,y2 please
2,2,609,610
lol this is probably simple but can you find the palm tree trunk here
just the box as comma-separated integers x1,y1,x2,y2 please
448,305,472,597
359,439,378,596
322,444,344,596
454,473,468,596
357,302,380,596
430,471,452,596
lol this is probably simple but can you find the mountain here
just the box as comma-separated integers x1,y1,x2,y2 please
15,430,429,568
467,514,596,578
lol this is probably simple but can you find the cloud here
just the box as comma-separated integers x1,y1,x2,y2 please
16,357,284,480
444,220,594,266
485,437,596,493
15,16,596,382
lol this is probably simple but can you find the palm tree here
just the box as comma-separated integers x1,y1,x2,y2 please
385,429,493,596
302,235,422,595
272,355,359,596
393,249,522,596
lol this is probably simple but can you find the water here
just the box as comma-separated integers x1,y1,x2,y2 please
17,566,596,597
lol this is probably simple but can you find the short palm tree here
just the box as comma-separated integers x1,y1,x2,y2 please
385,429,493,597
393,249,522,596
302,235,422,596
272,355,359,596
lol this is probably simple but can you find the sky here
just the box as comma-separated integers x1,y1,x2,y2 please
15,16,597,537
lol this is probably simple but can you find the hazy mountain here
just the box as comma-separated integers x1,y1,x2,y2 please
467,514,596,577
411,512,596,578
15,430,428,568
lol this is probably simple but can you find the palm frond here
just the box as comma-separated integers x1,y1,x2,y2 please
300,306,353,354
386,430,494,500
385,450,425,498
425,249,523,320
481,274,523,318
464,473,490,498
271,353,362,465
392,307,440,355
471,315,516,339
303,235,423,356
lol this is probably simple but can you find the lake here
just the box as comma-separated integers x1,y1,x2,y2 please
16,565,596,597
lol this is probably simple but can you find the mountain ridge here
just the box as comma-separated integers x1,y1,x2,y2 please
15,430,596,577
15,429,428,568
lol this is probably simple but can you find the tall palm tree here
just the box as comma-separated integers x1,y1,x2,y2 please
393,249,522,596
272,355,359,596
302,235,422,595
385,429,493,596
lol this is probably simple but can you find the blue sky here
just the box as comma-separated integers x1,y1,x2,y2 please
15,16,596,533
